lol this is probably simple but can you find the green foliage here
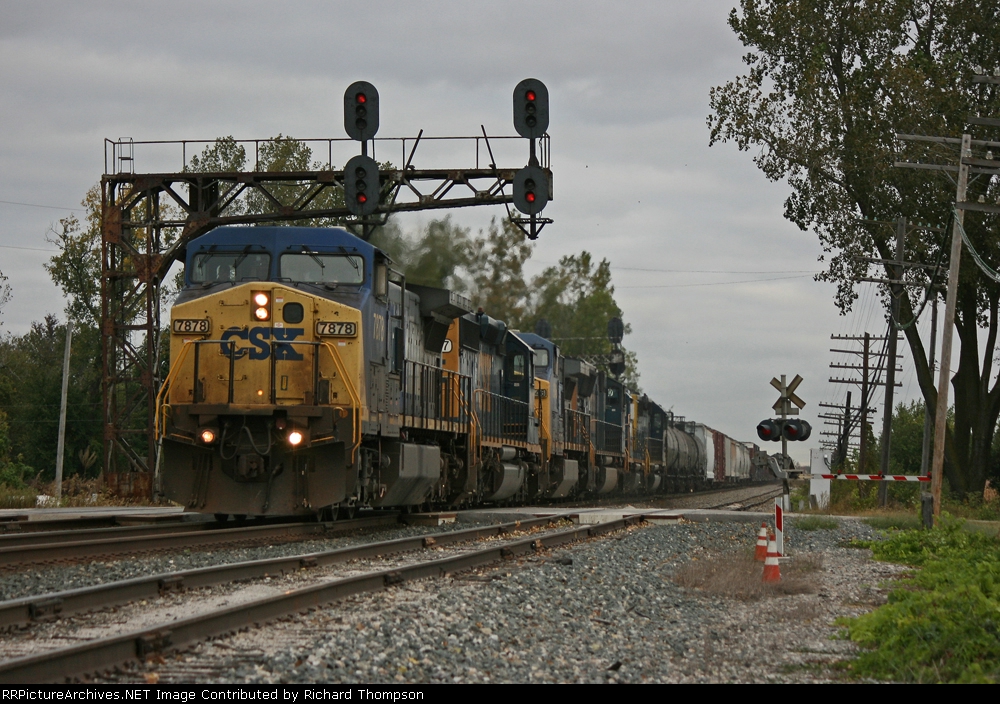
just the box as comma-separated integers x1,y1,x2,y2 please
372,215,640,388
844,516,1000,682
0,270,10,330
709,0,1000,497
793,515,840,531
863,514,924,531
44,187,103,329
0,316,101,481
187,135,352,227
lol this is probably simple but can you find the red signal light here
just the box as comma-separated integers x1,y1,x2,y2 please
355,92,367,104
357,194,367,204
526,90,536,101
526,192,536,203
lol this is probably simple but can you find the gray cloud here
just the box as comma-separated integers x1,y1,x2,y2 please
0,1,911,463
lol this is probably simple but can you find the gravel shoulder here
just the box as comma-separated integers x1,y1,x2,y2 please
89,516,905,684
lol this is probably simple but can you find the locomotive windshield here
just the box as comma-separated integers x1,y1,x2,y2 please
280,253,365,285
190,252,271,284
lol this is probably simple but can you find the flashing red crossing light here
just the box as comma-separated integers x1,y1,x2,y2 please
756,419,782,442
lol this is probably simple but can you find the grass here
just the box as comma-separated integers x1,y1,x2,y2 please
0,484,37,509
793,515,840,531
840,514,1000,683
862,513,924,531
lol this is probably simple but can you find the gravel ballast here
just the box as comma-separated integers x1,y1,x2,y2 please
93,515,905,684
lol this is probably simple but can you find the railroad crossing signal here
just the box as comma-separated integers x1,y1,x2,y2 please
757,374,810,449
771,374,805,416
782,418,812,441
513,78,549,140
344,81,380,142
756,419,782,442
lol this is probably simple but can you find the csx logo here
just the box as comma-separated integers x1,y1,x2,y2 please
220,327,305,361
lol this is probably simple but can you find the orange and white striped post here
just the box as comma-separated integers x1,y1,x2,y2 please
774,498,784,556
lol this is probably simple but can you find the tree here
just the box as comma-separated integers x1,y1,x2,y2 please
464,218,534,326
526,252,640,391
368,215,472,291
0,271,10,330
0,316,102,480
709,0,1000,496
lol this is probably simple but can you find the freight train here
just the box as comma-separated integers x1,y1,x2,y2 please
156,225,769,519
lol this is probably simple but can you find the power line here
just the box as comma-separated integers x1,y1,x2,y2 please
0,199,83,212
618,274,814,289
612,266,817,274
0,244,59,253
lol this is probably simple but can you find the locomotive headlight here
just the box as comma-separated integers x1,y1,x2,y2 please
287,430,303,446
251,291,271,322
199,428,217,444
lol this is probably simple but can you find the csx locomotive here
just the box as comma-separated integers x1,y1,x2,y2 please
157,225,760,518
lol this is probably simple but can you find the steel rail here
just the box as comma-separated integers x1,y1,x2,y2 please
0,515,569,629
0,514,399,567
0,514,190,535
0,518,219,548
0,516,639,683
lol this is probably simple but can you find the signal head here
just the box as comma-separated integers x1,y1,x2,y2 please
513,164,550,215
756,419,782,442
344,81,379,141
513,78,549,139
782,419,812,441
344,154,380,216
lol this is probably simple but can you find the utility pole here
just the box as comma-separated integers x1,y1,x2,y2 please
55,320,73,502
876,220,904,506
920,294,938,478
893,72,1000,519
818,394,858,465
828,334,901,473
928,133,970,518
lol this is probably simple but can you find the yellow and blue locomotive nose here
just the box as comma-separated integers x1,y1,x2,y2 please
159,277,364,517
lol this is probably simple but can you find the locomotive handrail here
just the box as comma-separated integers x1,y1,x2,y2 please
473,389,531,444
155,340,195,440
454,379,480,467
320,342,362,464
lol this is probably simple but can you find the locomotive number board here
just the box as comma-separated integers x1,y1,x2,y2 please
172,318,211,334
316,321,358,337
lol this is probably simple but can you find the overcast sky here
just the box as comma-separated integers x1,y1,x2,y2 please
0,1,941,464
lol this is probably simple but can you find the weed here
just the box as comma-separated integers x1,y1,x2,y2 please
841,515,1000,682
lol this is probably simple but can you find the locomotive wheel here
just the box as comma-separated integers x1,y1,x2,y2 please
233,514,247,526
338,504,357,520
214,513,229,523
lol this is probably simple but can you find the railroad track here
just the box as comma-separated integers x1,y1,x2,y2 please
700,486,785,511
0,514,639,684
0,513,400,568
0,514,188,535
